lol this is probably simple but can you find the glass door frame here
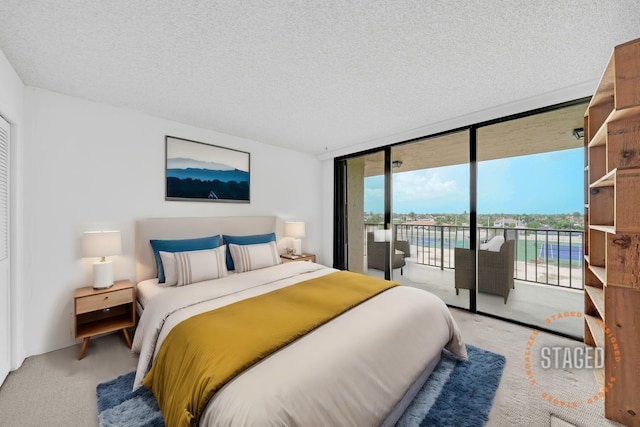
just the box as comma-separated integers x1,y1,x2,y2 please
382,148,392,280
334,147,394,279
334,132,476,306
469,126,478,311
334,97,590,325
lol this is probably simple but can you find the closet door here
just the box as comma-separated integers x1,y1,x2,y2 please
0,115,10,386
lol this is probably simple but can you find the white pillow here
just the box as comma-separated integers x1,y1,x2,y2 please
229,241,282,273
480,235,505,252
160,246,228,287
159,251,179,286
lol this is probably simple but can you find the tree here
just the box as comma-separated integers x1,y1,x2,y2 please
528,220,542,229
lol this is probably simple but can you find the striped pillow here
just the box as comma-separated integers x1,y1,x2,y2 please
228,241,282,273
171,246,228,287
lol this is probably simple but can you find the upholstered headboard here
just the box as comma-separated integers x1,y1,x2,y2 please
135,216,285,283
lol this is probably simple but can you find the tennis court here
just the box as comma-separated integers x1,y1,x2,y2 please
538,243,583,261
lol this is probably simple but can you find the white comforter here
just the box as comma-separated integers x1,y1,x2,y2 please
132,262,466,426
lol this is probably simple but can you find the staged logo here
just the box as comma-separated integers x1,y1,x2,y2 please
540,346,603,369
523,311,620,408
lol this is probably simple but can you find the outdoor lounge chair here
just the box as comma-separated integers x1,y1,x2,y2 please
454,239,515,303
366,232,409,274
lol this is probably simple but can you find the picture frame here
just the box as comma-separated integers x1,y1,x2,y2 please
165,136,250,203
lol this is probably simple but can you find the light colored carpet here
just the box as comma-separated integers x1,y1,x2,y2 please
550,415,579,427
0,309,624,427
0,334,138,427
456,309,623,427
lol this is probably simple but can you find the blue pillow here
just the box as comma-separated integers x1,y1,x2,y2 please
222,233,276,270
150,235,221,283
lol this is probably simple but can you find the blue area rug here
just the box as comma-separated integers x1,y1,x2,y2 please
96,344,504,427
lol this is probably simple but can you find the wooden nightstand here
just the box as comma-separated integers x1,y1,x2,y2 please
280,253,316,263
74,279,136,360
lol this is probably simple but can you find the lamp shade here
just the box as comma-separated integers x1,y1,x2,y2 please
285,222,305,238
82,231,122,258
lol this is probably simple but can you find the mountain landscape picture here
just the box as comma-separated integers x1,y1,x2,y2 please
165,137,250,202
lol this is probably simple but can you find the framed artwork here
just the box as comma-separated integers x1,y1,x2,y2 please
165,136,250,202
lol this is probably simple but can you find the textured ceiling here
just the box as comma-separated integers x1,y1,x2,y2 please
0,1,638,157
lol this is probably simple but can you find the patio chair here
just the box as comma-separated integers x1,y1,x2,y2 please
366,232,409,274
454,239,515,303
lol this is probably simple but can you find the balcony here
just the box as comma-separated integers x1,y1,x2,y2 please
364,223,585,338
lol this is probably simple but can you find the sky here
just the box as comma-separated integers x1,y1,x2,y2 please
364,148,584,215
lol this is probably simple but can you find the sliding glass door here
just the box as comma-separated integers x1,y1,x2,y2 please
336,131,472,309
390,131,470,310
334,98,589,339
476,102,588,337
343,150,394,279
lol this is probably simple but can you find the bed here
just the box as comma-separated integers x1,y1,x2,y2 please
131,216,467,426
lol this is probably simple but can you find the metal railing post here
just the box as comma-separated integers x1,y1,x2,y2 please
364,223,584,289
440,226,444,270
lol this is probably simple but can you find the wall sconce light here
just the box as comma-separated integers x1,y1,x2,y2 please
285,222,305,255
82,230,122,289
572,128,584,140
392,160,403,168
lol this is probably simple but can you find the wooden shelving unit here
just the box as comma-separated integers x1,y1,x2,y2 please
583,37,640,427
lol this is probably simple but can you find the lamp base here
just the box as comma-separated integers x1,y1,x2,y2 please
93,260,114,289
292,238,302,256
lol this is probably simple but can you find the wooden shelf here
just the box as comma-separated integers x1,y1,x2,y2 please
609,104,640,122
613,38,640,110
590,168,616,188
589,265,607,285
584,314,605,348
589,224,615,234
584,285,605,319
76,312,134,339
587,107,640,149
588,145,607,186
584,37,640,427
588,119,608,148
589,168,640,233
588,55,615,108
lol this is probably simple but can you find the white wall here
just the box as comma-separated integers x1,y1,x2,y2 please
0,48,26,370
22,87,323,356
320,159,334,266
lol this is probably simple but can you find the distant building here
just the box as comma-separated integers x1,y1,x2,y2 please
493,218,525,228
405,218,436,226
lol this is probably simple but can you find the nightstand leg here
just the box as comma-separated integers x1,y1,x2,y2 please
78,337,90,360
122,328,132,349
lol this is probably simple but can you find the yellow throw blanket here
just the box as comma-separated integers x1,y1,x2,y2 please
143,270,398,426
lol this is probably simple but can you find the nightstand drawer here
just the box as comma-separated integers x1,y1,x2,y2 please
76,288,132,314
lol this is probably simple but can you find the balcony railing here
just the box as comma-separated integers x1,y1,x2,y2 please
365,223,584,290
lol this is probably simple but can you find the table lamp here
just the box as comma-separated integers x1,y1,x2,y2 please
285,222,305,255
82,230,122,289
